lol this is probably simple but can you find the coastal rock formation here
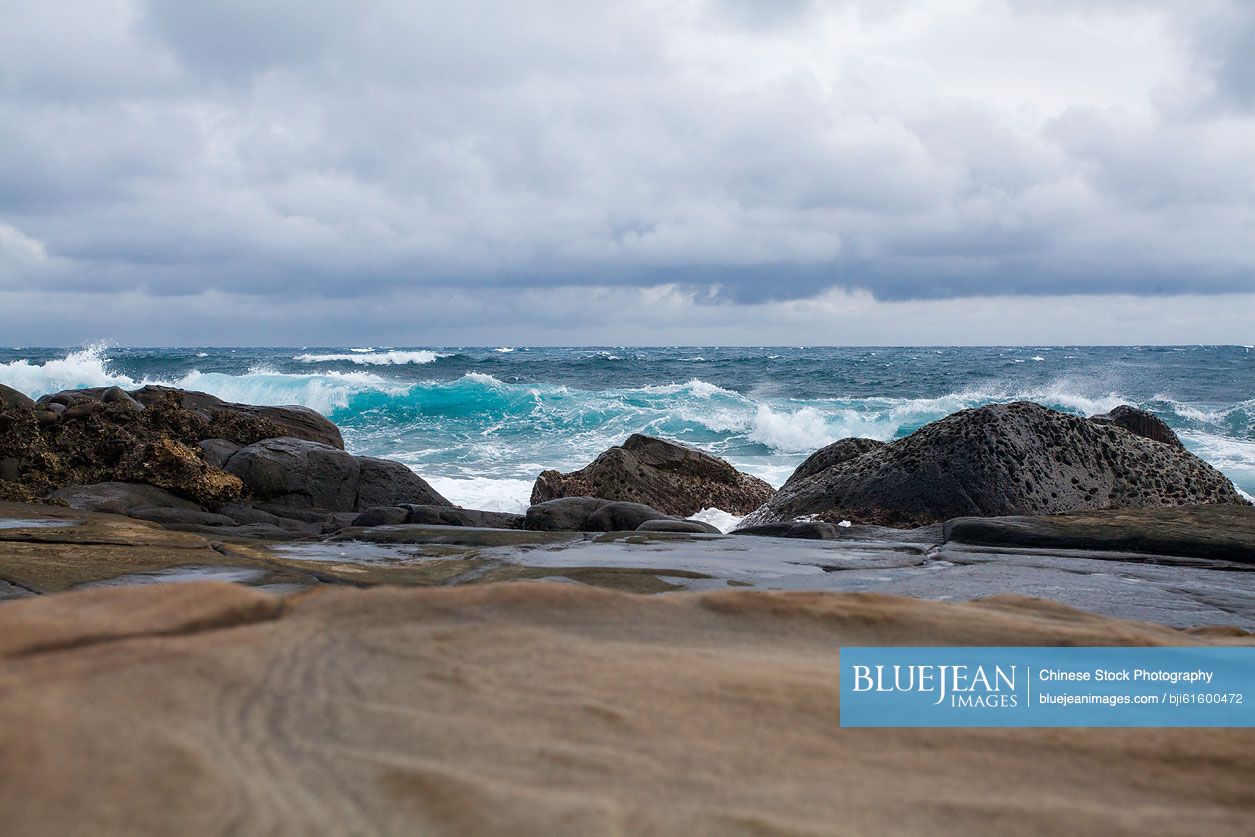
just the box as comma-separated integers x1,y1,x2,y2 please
733,521,840,540
1089,404,1184,449
125,385,345,449
0,581,1251,836
0,384,345,505
742,401,1247,528
223,437,450,513
352,504,524,529
530,434,774,517
524,496,673,531
782,437,885,488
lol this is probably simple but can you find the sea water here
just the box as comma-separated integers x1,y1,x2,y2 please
2,345,1251,516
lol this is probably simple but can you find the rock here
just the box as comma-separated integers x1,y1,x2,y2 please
587,501,673,532
126,506,241,528
524,497,609,531
635,518,721,534
224,438,451,513
782,438,884,488
1090,405,1184,449
744,402,1247,528
127,385,345,449
100,386,144,411
356,457,448,509
944,504,1255,563
0,385,286,505
402,505,524,529
50,482,201,515
166,522,295,540
0,384,35,411
123,438,243,508
523,496,672,532
351,506,410,527
218,502,322,536
197,438,242,469
529,434,774,517
224,438,360,510
733,521,839,540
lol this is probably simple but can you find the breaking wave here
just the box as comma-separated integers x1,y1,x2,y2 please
293,350,446,365
2,346,1251,504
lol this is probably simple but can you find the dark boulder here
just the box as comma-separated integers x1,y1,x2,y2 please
635,518,721,534
523,496,672,532
0,384,36,411
733,521,839,540
223,438,450,513
401,505,524,529
357,457,448,509
50,482,200,515
530,434,774,517
197,438,242,469
782,438,884,489
587,501,672,532
1089,405,1184,449
743,401,1247,528
351,506,411,527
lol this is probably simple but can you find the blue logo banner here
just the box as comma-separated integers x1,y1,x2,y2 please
840,647,1255,727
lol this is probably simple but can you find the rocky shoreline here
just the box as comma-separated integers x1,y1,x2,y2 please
0,381,1251,624
2,383,1254,835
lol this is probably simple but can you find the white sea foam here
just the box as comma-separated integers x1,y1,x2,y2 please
494,347,515,353
746,405,835,453
423,476,534,513
0,345,139,396
690,507,743,533
293,350,445,365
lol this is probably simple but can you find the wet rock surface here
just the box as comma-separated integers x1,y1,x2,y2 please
3,500,1251,629
745,401,1247,527
530,433,775,516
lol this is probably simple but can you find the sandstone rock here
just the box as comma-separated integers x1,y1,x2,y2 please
530,434,774,517
1090,405,1184,449
224,438,450,513
744,401,1247,528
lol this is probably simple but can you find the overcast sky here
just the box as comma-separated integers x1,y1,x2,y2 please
1,0,1252,345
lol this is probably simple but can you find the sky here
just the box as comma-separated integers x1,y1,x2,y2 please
0,0,1252,346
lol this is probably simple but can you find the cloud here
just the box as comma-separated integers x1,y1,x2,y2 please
0,0,1252,342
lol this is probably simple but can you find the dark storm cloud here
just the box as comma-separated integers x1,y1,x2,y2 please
0,0,1253,342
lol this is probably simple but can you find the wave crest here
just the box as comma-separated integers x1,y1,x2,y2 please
293,350,446,365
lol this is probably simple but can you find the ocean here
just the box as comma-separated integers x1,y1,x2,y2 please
2,345,1252,516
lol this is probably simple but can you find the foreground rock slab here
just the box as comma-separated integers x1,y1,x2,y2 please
0,583,1251,836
